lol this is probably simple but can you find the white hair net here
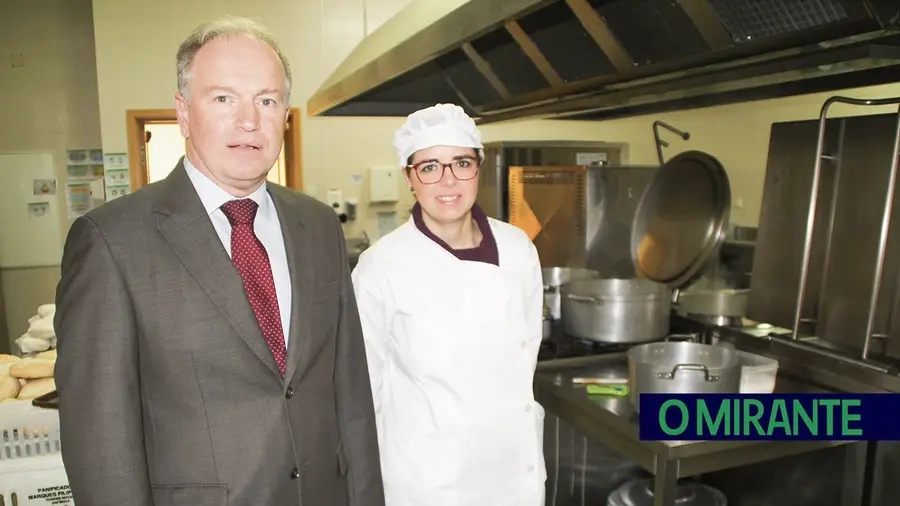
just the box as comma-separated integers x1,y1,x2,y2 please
392,103,484,169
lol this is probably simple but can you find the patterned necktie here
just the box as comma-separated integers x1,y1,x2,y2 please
221,199,287,376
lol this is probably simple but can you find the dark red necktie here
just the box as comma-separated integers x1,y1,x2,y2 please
221,199,287,375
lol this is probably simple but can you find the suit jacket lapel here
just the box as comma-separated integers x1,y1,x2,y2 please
153,161,281,378
269,186,312,385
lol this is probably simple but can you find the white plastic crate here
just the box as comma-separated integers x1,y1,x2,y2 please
0,455,71,505
0,401,60,461
0,400,72,505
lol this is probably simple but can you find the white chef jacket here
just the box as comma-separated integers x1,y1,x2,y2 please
351,217,547,506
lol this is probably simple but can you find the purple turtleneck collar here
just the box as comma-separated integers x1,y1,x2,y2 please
412,202,499,266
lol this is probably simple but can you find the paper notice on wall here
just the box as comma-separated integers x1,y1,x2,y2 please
67,148,105,181
104,153,130,201
104,152,128,170
105,168,129,186
575,152,607,166
27,202,50,218
33,179,56,196
65,182,93,218
106,185,130,201
376,211,398,238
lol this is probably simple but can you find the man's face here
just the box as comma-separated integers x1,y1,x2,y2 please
175,35,289,196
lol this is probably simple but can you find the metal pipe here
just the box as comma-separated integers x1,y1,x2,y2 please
791,100,835,339
769,332,895,375
791,96,900,345
862,104,900,359
814,120,847,332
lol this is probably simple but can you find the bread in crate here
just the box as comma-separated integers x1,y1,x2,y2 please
0,351,56,403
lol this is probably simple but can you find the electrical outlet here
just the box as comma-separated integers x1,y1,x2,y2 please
326,189,343,212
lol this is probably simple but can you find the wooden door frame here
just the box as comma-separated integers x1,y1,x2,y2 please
125,108,303,191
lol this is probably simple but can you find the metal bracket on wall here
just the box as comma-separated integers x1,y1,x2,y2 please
652,121,691,165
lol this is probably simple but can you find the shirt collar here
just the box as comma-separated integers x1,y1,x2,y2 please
183,156,271,217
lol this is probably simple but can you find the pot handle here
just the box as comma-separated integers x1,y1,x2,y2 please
663,334,697,343
564,294,604,305
658,363,721,382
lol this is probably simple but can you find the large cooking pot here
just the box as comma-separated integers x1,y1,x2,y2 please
627,341,741,413
676,288,749,326
560,278,671,343
542,267,600,320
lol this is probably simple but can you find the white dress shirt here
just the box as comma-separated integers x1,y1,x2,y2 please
183,156,292,348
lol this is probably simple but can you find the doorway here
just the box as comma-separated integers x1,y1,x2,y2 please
126,108,303,191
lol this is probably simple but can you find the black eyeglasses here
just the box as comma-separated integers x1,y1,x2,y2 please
407,156,479,185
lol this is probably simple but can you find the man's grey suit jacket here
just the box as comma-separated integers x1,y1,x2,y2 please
54,161,384,506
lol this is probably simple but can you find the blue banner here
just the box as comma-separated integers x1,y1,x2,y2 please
637,394,900,441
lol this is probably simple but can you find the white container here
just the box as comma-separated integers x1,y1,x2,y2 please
737,351,779,393
0,400,71,505
0,454,71,505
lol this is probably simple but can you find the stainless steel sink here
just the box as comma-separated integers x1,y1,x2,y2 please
346,231,370,269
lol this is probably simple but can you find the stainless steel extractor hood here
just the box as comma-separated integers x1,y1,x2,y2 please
307,0,900,124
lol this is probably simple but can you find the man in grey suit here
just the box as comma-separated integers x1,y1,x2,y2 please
54,17,384,506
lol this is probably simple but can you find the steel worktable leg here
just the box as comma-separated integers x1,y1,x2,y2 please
841,442,867,506
654,458,679,506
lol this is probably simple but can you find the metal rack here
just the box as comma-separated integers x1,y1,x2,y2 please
791,95,900,360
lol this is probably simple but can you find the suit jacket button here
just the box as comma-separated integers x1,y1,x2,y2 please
291,467,300,479
285,386,294,399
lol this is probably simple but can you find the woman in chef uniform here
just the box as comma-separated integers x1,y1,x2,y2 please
351,103,546,506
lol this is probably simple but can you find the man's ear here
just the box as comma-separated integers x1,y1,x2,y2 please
175,94,190,138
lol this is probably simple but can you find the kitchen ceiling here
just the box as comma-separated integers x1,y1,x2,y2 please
307,0,900,124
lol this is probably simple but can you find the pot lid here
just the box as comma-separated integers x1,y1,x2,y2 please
630,150,731,290
608,478,727,506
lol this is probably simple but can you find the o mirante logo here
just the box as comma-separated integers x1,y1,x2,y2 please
638,394,896,441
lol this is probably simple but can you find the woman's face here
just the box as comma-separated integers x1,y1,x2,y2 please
405,145,480,226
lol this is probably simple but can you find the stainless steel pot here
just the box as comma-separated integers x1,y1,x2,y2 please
677,288,748,316
627,341,741,412
608,478,727,506
677,288,749,327
542,267,600,320
560,278,671,343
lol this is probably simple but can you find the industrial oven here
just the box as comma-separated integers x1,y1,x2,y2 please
476,141,657,275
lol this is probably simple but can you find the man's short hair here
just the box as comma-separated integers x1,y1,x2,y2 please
176,16,292,105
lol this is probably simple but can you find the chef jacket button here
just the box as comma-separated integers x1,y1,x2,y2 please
291,467,300,479
285,386,294,399
525,404,532,412
520,341,527,349
527,465,535,473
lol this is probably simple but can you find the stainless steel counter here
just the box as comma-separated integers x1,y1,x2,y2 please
535,353,864,506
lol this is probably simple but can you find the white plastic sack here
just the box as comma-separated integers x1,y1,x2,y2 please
15,334,51,354
26,316,54,340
